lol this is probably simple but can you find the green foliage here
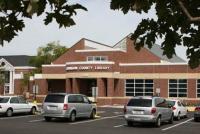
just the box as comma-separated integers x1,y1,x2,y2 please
0,0,87,45
111,0,200,68
29,41,68,72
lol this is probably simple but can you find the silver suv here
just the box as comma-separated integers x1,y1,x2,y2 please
124,96,173,127
42,93,97,122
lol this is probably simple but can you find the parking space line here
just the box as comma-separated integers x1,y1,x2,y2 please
0,115,37,120
162,118,194,131
114,124,126,128
69,115,123,125
28,119,45,123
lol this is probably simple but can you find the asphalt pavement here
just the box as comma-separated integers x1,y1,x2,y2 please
0,107,199,134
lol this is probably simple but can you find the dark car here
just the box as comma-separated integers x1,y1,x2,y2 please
194,105,200,122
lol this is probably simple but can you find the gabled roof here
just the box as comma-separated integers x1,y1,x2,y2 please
0,55,34,66
144,44,185,63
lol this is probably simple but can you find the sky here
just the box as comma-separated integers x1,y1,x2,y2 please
0,0,187,61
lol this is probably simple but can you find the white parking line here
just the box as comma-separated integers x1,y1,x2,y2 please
69,115,123,125
114,124,126,128
162,118,194,131
0,115,37,120
28,119,45,123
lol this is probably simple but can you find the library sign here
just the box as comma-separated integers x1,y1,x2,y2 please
66,65,110,71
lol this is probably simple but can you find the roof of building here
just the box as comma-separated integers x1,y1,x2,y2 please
0,55,34,66
144,44,185,63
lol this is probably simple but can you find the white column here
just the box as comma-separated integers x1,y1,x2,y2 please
9,71,14,94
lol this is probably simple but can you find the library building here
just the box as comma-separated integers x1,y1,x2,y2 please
30,34,200,105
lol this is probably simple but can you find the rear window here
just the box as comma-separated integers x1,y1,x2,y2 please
0,97,10,103
44,95,65,103
127,99,152,107
166,101,175,106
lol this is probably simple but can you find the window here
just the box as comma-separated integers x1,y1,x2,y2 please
125,79,154,96
0,97,10,103
44,95,65,103
127,99,152,107
10,97,19,104
169,79,187,97
86,56,108,62
197,79,200,98
18,97,27,104
68,95,84,103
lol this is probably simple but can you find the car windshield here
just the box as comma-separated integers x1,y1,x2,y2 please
127,99,152,107
166,101,175,106
44,94,65,103
0,97,10,103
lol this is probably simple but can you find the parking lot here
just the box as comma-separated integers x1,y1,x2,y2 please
0,107,199,134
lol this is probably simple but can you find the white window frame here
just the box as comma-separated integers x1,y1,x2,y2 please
125,79,154,97
86,56,108,62
168,79,188,98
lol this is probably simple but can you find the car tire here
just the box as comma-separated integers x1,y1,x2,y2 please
30,107,36,115
155,116,161,127
90,109,96,119
127,121,133,127
69,111,76,122
177,112,181,121
169,114,174,124
44,117,51,122
6,109,13,117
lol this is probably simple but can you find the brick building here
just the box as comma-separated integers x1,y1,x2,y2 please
33,35,199,104
0,55,35,95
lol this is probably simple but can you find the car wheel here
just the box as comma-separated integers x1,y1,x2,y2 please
169,114,174,124
44,117,51,122
90,109,96,119
177,113,181,121
6,109,13,117
30,107,36,115
127,121,133,127
69,111,76,122
155,116,161,127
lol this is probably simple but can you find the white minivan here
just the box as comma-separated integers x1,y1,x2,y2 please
0,96,38,117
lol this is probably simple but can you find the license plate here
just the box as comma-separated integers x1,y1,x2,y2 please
48,106,57,110
134,118,141,121
132,111,144,114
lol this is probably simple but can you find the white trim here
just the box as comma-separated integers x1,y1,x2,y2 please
66,61,115,65
34,74,43,79
42,64,65,67
14,66,36,69
0,58,14,71
119,62,187,66
75,49,125,52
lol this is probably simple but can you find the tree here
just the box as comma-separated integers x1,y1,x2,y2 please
110,0,200,68
29,41,68,72
0,0,87,45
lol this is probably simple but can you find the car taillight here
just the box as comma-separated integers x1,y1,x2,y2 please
151,108,156,114
123,105,127,114
63,104,68,110
172,107,176,110
195,107,200,111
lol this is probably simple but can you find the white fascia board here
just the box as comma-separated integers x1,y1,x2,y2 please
34,74,43,79
42,64,65,67
119,62,187,66
14,66,36,69
75,49,125,52
66,61,115,65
